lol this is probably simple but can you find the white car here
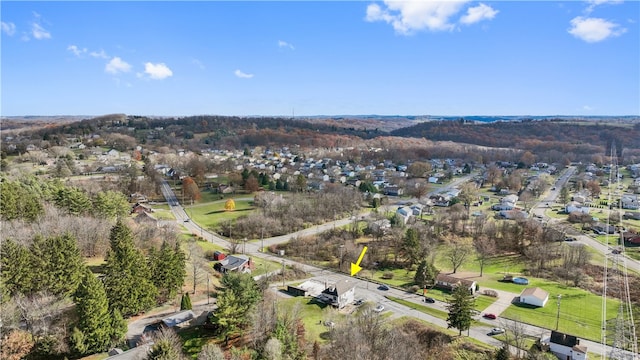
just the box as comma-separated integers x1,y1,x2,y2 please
373,304,385,313
489,328,505,335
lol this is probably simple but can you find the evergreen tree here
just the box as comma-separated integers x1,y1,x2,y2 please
180,293,192,311
103,220,157,317
150,241,186,303
402,228,420,267
110,308,128,344
214,272,262,344
0,239,33,295
446,284,475,336
0,180,44,222
30,233,84,296
73,268,113,354
146,327,184,360
93,190,130,219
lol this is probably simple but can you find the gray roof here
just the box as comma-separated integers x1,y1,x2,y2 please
220,255,249,271
160,310,195,327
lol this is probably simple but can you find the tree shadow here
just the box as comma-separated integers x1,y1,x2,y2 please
205,208,254,215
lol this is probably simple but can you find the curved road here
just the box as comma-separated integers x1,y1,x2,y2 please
159,179,634,358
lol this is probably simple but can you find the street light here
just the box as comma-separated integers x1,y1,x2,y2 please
555,294,562,330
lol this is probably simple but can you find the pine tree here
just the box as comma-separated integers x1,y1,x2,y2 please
180,293,192,311
0,239,33,295
110,308,128,344
104,220,157,317
446,284,476,336
150,241,186,303
73,268,112,354
30,233,84,296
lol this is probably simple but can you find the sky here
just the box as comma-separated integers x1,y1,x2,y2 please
1,1,639,117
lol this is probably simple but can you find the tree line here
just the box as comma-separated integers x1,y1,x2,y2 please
1,220,186,359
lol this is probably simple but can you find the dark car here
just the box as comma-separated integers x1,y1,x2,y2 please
564,237,576,242
424,297,435,303
378,284,389,291
483,313,497,320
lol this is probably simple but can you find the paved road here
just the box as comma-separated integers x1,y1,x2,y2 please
157,178,632,358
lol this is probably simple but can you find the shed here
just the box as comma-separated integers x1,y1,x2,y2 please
519,287,549,307
213,251,226,261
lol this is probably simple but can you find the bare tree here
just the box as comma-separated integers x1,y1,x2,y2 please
197,343,225,360
187,241,209,294
445,238,472,274
502,317,528,359
473,235,496,277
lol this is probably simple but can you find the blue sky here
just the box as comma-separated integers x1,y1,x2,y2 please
1,1,638,116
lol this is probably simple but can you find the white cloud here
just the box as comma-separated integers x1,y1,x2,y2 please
460,3,498,25
568,16,626,42
90,49,108,59
585,0,623,14
144,62,173,80
365,1,469,34
105,57,132,74
278,40,295,50
192,59,205,69
234,69,254,79
67,45,87,57
1,21,16,36
31,23,51,39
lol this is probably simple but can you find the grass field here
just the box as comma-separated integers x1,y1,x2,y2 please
186,198,256,233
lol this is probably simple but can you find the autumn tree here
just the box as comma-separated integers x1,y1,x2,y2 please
224,199,236,211
244,175,260,193
407,161,432,178
585,180,601,198
182,177,201,203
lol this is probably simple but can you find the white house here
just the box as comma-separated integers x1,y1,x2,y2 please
519,287,549,307
621,194,639,210
319,279,356,309
545,331,588,360
565,202,590,215
396,206,414,224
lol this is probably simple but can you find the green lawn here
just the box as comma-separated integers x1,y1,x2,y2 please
179,325,219,359
152,208,177,220
500,280,619,343
186,199,255,233
278,296,340,343
386,296,449,320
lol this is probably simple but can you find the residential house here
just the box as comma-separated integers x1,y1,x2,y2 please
621,194,639,210
369,219,391,234
319,279,356,309
623,232,640,245
131,202,153,215
565,202,590,215
495,210,528,220
214,255,254,273
396,206,414,224
592,223,615,235
160,310,196,329
543,331,588,360
519,287,549,307
383,186,404,196
435,273,477,294
622,212,640,220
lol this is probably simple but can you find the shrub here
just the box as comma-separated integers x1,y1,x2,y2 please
381,272,394,280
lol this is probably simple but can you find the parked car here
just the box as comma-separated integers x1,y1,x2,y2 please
483,313,497,320
373,304,385,313
564,237,576,242
489,328,505,335
378,284,389,291
354,299,364,306
323,321,335,328
424,297,435,303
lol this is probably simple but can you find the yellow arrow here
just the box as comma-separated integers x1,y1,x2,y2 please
350,246,368,276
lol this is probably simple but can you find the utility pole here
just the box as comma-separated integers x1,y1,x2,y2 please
282,260,286,287
555,294,562,330
243,237,247,254
339,245,345,272
260,228,264,253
